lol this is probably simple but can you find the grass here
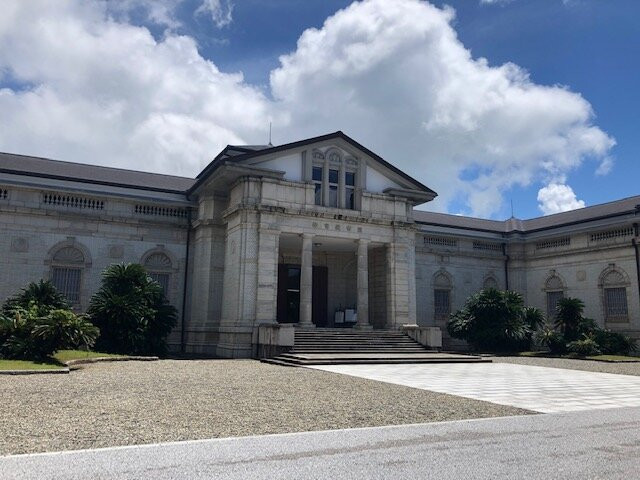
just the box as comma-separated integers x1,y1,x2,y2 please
53,349,124,363
515,351,639,362
0,359,64,370
0,349,125,371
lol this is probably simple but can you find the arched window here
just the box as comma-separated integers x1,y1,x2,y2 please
50,246,85,305
433,271,453,325
600,266,629,323
143,251,173,298
483,275,498,290
544,274,565,319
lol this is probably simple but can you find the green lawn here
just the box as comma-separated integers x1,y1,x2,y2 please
0,359,64,370
53,349,124,363
0,349,124,371
516,351,639,362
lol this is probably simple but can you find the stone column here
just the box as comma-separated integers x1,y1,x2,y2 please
299,233,314,328
355,239,372,329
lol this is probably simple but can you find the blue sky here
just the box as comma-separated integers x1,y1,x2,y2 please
0,0,638,219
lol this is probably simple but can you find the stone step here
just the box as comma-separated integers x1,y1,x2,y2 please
263,352,489,367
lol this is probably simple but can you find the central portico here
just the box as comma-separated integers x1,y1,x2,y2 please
187,131,436,358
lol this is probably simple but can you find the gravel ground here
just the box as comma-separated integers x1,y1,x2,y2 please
492,356,640,376
1,359,529,455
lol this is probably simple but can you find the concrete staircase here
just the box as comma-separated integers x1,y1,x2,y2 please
261,328,488,367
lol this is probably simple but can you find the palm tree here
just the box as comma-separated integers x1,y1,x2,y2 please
554,297,585,342
88,264,177,355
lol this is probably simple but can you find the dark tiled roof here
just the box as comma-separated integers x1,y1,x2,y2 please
414,210,508,233
0,152,195,193
415,195,640,234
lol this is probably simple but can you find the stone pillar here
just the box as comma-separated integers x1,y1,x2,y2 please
355,239,372,329
299,233,314,328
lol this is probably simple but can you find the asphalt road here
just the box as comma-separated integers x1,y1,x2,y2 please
3,407,640,480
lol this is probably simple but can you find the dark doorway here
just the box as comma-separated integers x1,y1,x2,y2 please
276,264,328,326
277,264,300,324
312,266,328,327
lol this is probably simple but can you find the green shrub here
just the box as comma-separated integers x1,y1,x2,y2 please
535,324,566,354
88,264,177,356
2,280,69,316
592,329,638,355
0,306,99,360
566,335,601,356
447,288,531,352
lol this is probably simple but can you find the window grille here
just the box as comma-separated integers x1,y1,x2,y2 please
604,287,628,321
424,236,457,248
546,291,564,319
43,193,104,210
149,272,170,298
473,241,502,252
134,205,188,218
0,188,7,200
52,267,81,304
536,237,570,250
590,227,634,242
434,289,451,317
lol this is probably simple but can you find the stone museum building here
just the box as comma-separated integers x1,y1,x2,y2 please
1,131,639,356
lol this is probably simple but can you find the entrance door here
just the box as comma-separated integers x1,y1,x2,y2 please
276,264,328,325
312,266,328,327
277,264,300,323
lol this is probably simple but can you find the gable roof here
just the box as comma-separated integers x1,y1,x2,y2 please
190,131,437,196
0,151,195,193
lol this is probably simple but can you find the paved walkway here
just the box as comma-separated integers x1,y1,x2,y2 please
311,363,640,413
4,408,640,479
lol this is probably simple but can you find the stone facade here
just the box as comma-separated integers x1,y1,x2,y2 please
1,132,639,357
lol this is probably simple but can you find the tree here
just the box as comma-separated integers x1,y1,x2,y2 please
447,288,536,352
88,264,177,356
554,297,585,343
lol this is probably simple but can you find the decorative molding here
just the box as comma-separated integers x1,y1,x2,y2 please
52,246,85,265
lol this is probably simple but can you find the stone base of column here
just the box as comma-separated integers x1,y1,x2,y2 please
353,323,372,330
297,322,316,329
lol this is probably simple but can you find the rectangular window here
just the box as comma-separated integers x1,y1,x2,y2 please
345,171,355,210
150,272,170,298
605,287,628,321
546,291,564,319
52,267,81,304
434,289,451,317
312,166,323,206
328,169,339,207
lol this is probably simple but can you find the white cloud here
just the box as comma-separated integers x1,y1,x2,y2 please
537,183,585,215
0,0,272,175
0,0,614,218
196,0,234,28
271,0,614,216
595,156,613,176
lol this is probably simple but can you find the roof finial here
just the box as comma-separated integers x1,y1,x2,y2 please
268,122,273,146
510,198,514,218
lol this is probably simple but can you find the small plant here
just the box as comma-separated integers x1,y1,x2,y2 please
535,324,566,354
2,280,69,316
592,329,638,355
567,334,602,357
0,306,99,360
